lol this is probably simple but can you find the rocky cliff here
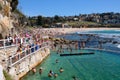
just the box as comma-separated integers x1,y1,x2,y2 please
0,0,16,39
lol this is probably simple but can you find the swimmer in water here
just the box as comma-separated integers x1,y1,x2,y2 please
72,75,77,80
32,68,36,74
48,70,54,77
59,67,64,73
54,73,58,78
39,67,43,75
56,59,59,63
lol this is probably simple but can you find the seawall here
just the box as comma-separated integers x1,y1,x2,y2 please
8,47,50,80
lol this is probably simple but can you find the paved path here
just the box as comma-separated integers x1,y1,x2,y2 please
0,65,5,80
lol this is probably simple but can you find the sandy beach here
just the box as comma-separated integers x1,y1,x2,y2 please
42,28,120,34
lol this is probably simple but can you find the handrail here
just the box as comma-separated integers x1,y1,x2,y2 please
10,46,49,67
0,37,31,49
7,41,51,67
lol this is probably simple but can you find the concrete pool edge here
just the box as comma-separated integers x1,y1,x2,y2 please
7,48,50,80
18,48,50,80
19,52,50,80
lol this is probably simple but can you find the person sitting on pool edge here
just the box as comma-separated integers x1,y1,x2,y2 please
59,67,64,73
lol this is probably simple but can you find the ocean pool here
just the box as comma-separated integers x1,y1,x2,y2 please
21,49,120,80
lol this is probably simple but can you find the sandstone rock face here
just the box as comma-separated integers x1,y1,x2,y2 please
0,0,14,38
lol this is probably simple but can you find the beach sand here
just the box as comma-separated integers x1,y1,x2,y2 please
42,28,120,34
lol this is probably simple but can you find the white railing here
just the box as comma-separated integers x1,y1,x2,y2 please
0,37,32,49
7,41,51,67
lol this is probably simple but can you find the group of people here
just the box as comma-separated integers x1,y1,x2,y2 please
5,34,13,46
48,67,64,78
54,43,78,54
10,29,51,63
4,32,31,47
32,67,43,74
31,67,64,79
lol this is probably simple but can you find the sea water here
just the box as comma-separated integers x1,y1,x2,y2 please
21,49,120,80
61,30,120,51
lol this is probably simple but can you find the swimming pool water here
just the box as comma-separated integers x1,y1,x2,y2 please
21,49,120,80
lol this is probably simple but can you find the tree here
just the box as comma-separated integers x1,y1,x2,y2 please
37,15,44,26
44,17,51,25
54,15,60,23
10,0,18,12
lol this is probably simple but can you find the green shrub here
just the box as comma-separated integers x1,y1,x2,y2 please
3,70,13,80
0,4,2,10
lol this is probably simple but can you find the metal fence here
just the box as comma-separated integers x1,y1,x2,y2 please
7,41,51,67
0,37,32,49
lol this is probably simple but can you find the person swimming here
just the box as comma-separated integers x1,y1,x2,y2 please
72,75,77,80
56,59,59,63
48,70,54,77
54,73,58,78
48,73,52,77
32,68,36,74
59,67,64,73
39,67,43,75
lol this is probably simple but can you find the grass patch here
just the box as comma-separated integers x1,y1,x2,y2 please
67,21,100,27
3,70,13,80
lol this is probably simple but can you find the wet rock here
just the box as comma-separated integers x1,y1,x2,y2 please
112,41,118,44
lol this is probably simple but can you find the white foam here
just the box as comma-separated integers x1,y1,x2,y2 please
98,34,120,38
115,30,120,31
117,45,120,48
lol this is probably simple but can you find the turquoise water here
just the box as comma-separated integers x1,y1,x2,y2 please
21,49,120,80
88,30,120,34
